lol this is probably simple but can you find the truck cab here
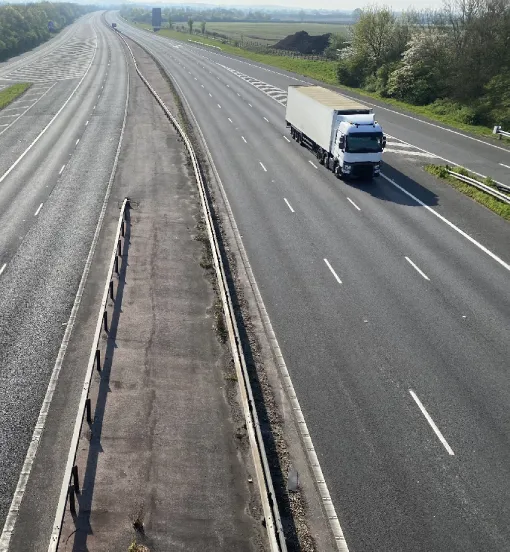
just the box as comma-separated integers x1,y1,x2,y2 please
332,114,386,179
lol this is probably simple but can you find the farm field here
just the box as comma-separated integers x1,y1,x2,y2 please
200,22,349,44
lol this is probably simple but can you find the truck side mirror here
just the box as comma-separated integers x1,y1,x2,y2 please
382,136,387,149
339,135,345,149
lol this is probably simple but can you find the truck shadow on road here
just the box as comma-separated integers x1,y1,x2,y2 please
347,162,440,207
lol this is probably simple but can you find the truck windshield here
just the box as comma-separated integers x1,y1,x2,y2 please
346,133,383,153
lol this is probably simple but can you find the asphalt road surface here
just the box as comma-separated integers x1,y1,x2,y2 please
111,16,510,552
0,11,128,547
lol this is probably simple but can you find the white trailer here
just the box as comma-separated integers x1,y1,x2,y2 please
285,85,386,179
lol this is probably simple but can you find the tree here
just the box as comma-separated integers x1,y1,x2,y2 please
200,20,206,34
187,17,193,34
168,15,172,29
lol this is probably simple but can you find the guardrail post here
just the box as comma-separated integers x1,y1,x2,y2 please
121,220,125,237
95,349,101,372
72,465,80,494
68,485,76,516
109,280,114,301
85,398,92,424
103,310,108,333
117,239,122,257
114,255,119,274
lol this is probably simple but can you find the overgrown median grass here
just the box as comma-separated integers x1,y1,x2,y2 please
425,164,510,221
130,22,509,143
0,83,32,110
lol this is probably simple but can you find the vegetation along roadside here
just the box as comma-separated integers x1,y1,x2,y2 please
0,83,32,110
426,165,510,222
122,1,510,142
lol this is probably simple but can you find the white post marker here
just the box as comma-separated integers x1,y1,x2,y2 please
324,258,342,284
409,390,454,455
405,256,430,281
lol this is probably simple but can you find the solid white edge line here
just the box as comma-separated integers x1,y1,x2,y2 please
46,26,131,552
500,163,510,169
324,258,342,284
405,256,430,281
242,136,247,143
0,263,6,276
347,197,361,211
283,135,290,143
409,390,454,456
59,165,65,175
158,58,349,551
0,21,103,552
34,203,43,217
259,161,267,172
381,174,510,272
284,198,295,213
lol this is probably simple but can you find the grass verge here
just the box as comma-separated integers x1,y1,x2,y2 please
0,83,32,110
130,21,510,144
425,164,510,221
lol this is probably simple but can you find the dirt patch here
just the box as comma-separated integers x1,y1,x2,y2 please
273,31,331,54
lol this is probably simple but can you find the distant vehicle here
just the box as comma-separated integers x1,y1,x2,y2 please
111,22,117,29
286,85,386,179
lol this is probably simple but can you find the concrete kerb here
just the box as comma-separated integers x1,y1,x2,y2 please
116,29,287,552
47,198,130,551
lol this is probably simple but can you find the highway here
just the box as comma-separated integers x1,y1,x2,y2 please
0,11,128,548
112,17,510,552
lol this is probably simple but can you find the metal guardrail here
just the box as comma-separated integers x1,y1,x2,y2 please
117,31,287,552
48,198,130,551
493,125,510,139
188,39,222,50
446,170,510,204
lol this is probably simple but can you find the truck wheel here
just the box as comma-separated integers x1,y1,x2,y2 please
335,166,343,180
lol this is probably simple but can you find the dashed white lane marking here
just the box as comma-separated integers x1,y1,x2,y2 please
59,164,65,175
0,263,6,276
0,113,21,118
228,118,233,123
263,117,269,122
209,93,212,97
93,105,96,110
283,136,290,143
405,256,430,281
217,104,221,109
381,173,510,272
248,103,252,107
242,136,247,143
75,139,80,146
259,161,267,172
237,93,241,97
309,160,318,169
409,390,454,456
500,163,510,169
284,198,295,213
34,203,43,217
324,258,342,284
201,84,204,88
347,198,361,211
85,120,89,126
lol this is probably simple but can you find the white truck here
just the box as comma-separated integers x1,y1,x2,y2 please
285,85,386,179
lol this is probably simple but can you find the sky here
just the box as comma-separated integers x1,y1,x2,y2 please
143,0,445,10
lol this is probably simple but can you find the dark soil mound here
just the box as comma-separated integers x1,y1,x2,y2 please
273,30,331,54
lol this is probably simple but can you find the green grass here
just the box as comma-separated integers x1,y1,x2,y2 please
425,165,510,221
132,21,509,142
201,21,349,44
137,24,339,83
0,83,32,110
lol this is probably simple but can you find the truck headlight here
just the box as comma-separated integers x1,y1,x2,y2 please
374,163,381,173
342,164,352,173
